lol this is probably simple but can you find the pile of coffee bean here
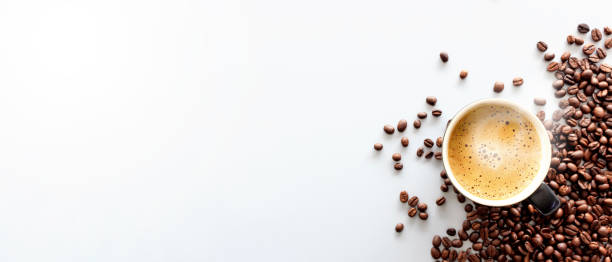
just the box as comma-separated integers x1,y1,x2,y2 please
428,23,612,262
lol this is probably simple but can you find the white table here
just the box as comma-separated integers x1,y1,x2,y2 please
0,0,609,261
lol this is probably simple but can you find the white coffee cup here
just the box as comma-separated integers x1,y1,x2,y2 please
442,98,560,215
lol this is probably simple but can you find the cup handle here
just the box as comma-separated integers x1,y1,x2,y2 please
527,183,561,216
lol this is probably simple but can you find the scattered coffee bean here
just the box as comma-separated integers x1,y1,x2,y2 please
592,28,602,41
583,43,596,55
446,228,456,236
413,120,421,129
567,35,575,44
430,247,441,259
373,143,383,151
561,51,570,61
534,97,546,105
536,41,548,52
459,70,468,79
464,204,473,212
544,52,555,61
426,96,437,106
424,138,434,148
605,26,612,35
439,52,448,63
407,196,418,207
606,38,612,49
417,112,427,119
536,110,545,121
383,124,394,134
434,152,442,160
392,153,401,161
432,109,442,117
417,202,427,212
436,196,446,206
436,137,442,147
425,151,434,159
397,119,407,132
400,137,409,147
395,223,404,232
399,191,409,203
574,36,584,45
408,207,417,217
432,235,441,247
493,81,504,92
393,162,403,170
578,23,590,33
419,212,428,220
547,61,560,72
512,77,523,86
416,147,424,157
457,194,465,203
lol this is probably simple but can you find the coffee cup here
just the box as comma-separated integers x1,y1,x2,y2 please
442,98,560,215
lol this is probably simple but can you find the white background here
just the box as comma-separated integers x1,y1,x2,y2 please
0,0,609,261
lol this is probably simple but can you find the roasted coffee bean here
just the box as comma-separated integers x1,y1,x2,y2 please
464,204,473,212
451,239,463,248
534,97,546,106
431,247,441,259
436,196,446,206
408,207,417,217
393,162,403,170
417,112,427,119
552,79,564,89
547,62,560,72
439,52,448,63
417,202,427,212
436,137,442,147
493,81,504,92
592,28,603,41
413,120,421,129
434,151,442,160
373,143,383,151
457,194,465,203
578,23,590,33
537,110,545,121
426,96,437,106
383,124,395,134
400,137,409,147
440,184,448,192
567,35,575,44
544,52,555,61
432,109,442,117
606,38,612,49
446,228,456,236
596,47,607,58
399,191,409,203
416,147,424,157
418,212,428,220
395,223,404,232
432,235,441,247
407,196,418,207
392,153,401,161
537,41,548,52
574,36,584,45
512,77,524,86
583,43,596,55
397,119,407,132
561,51,571,61
460,70,468,79
425,151,434,159
424,138,434,147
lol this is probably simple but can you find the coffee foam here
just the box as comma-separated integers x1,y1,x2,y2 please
447,104,541,200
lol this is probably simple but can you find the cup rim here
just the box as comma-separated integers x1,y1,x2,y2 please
441,98,552,207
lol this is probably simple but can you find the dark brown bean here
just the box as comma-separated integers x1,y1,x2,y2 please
432,109,442,117
574,36,584,45
383,124,394,134
432,235,441,247
567,35,575,44
400,137,409,147
417,202,427,212
446,228,456,236
416,147,424,157
392,153,401,161
537,41,548,52
460,70,468,79
393,162,403,170
547,62,560,72
395,223,404,232
407,196,418,207
417,112,427,119
431,247,441,259
397,119,407,132
605,38,612,49
418,212,428,220
436,137,443,147
436,196,446,206
408,207,417,217
493,81,504,92
512,77,523,86
583,43,596,55
544,52,555,61
439,52,448,63
424,138,434,147
578,23,590,33
426,96,437,106
399,191,408,203
592,28,602,41
373,143,383,151
413,120,421,129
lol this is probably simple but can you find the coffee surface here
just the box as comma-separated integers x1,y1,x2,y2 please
447,104,542,200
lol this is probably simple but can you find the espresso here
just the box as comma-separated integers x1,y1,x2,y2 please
447,104,542,200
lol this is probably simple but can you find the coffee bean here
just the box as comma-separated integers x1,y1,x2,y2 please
434,152,442,160
432,109,442,117
578,23,590,33
436,196,446,206
392,153,401,161
451,239,462,248
432,235,441,247
407,196,419,207
592,28,603,41
408,207,417,217
446,228,456,236
561,51,571,61
419,212,428,220
417,202,427,212
440,184,448,192
373,143,383,151
537,41,548,52
457,194,465,203
544,52,555,61
426,96,437,106
416,147,424,157
400,137,409,147
393,162,403,170
436,137,443,147
534,97,546,106
395,223,404,232
460,70,468,79
594,106,605,118
574,36,584,45
397,119,407,132
464,204,473,212
439,52,448,62
583,43,596,55
567,35,575,44
493,81,504,92
425,151,433,159
413,120,421,129
399,191,409,203
547,62,560,72
431,247,441,259
424,138,434,147
605,26,612,35
512,77,523,86
383,124,394,134
606,38,612,49
417,112,427,119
